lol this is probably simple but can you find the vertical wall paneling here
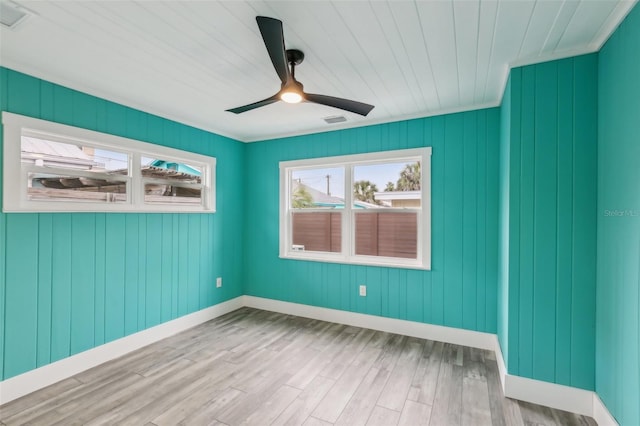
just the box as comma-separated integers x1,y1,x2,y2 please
485,112,500,334
70,214,96,355
596,4,640,425
138,215,147,330
462,112,478,330
430,116,445,326
146,214,162,327
104,214,126,344
50,214,72,363
244,108,501,335
499,55,598,390
94,213,106,346
36,214,53,367
532,60,557,384
4,214,39,377
571,54,597,391
476,112,487,331
554,59,574,387
0,68,245,381
443,113,465,329
124,214,139,336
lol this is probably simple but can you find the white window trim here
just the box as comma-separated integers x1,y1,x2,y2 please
2,112,216,213
280,147,432,270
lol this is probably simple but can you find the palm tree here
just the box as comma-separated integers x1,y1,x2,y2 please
353,180,381,205
292,184,314,208
384,181,395,192
396,162,421,191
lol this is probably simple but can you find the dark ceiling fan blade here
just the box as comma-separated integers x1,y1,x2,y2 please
226,94,280,114
256,16,290,84
305,93,375,116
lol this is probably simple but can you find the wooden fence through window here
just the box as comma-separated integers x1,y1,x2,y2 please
292,211,417,258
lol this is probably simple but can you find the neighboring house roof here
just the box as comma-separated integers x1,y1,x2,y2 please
21,136,101,169
149,160,201,176
293,181,381,209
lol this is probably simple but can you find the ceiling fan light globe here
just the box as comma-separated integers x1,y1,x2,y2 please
281,91,303,104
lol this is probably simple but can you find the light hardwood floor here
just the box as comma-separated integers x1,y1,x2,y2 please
0,307,597,426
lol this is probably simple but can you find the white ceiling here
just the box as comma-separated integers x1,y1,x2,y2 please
0,0,636,142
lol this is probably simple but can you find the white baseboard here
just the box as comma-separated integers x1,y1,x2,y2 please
242,295,496,350
0,296,243,405
0,293,620,426
592,393,619,426
492,335,618,425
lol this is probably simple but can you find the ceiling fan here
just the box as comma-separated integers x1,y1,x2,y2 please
226,16,374,116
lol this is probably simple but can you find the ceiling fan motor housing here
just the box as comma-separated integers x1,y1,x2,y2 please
286,49,304,65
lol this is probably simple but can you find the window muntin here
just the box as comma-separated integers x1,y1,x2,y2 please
280,148,431,270
3,112,216,213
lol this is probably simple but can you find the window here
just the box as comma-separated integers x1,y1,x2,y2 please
2,112,215,213
280,147,431,269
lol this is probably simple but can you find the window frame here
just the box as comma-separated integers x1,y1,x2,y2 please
280,147,432,270
2,112,216,213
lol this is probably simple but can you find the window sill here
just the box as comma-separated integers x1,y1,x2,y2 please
279,252,431,271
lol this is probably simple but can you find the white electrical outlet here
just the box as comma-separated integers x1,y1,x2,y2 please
359,285,366,296
216,277,222,288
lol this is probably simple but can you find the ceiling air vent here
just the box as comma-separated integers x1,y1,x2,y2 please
323,115,347,124
0,2,30,29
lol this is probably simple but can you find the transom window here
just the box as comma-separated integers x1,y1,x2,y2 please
280,147,431,269
2,112,215,213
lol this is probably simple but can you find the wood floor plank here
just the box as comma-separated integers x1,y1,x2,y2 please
311,343,382,423
320,328,376,380
0,377,82,420
428,359,461,426
4,370,145,426
73,358,207,425
407,340,444,405
335,367,391,426
484,352,508,426
503,397,526,426
271,375,336,426
462,376,492,425
287,324,359,390
518,400,559,426
302,416,334,426
398,399,431,425
376,337,424,411
177,387,245,425
366,405,400,426
121,359,246,425
216,371,292,425
0,308,599,426
240,384,301,425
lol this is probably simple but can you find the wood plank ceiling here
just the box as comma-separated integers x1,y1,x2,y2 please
0,0,636,142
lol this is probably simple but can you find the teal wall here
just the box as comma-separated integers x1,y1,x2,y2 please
498,55,598,390
244,109,500,333
596,4,640,425
0,68,245,380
